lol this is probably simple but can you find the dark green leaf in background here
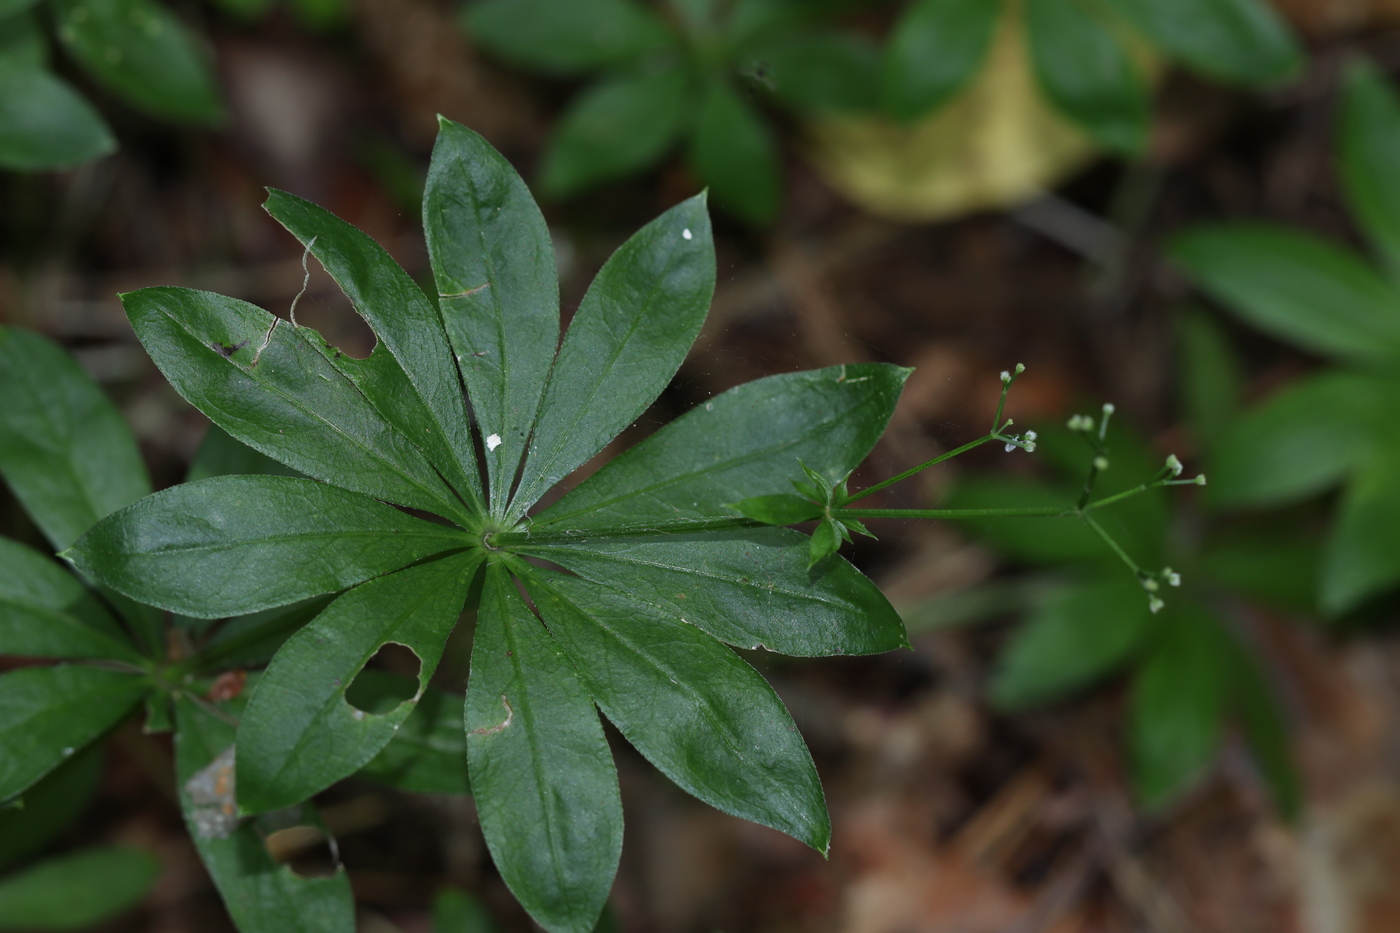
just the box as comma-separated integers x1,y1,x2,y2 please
1024,0,1149,154
358,677,470,796
236,553,477,812
528,570,832,852
536,364,907,529
990,576,1155,710
1129,605,1230,807
0,327,150,553
467,564,622,933
540,67,691,198
1228,639,1301,819
1320,443,1400,615
688,79,781,226
0,747,102,873
1170,224,1400,364
122,287,468,519
186,424,300,483
173,698,355,933
0,536,137,661
1199,530,1320,614
524,528,908,657
0,665,144,802
0,63,115,171
463,0,673,75
509,193,714,519
263,189,486,512
1176,310,1243,451
433,888,499,933
749,31,880,114
1339,59,1400,280
1108,0,1301,86
733,494,823,525
65,475,472,618
0,846,159,930
881,0,1002,120
53,0,223,124
425,118,560,516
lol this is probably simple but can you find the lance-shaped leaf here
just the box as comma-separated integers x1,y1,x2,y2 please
534,363,908,530
52,0,223,124
236,552,478,812
882,0,1001,120
0,665,145,802
1339,59,1400,279
0,746,103,872
123,287,467,519
521,528,908,656
0,536,138,661
468,564,621,933
264,189,484,509
425,118,560,515
174,698,355,933
526,569,831,852
65,475,472,618
1025,0,1149,155
1109,0,1301,87
689,78,781,226
1321,443,1400,615
0,60,116,171
463,0,673,75
358,677,470,795
1169,224,1400,364
508,194,715,522
0,326,150,552
0,846,160,930
186,424,300,483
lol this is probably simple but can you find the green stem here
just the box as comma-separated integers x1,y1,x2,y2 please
1080,513,1142,577
839,506,1066,520
843,435,996,504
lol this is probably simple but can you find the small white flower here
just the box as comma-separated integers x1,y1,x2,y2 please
1102,402,1115,415
1167,571,1181,587
1025,430,1038,442
1093,456,1109,471
1000,370,1012,383
1014,362,1025,374
1004,443,1016,453
1149,596,1165,614
1195,474,1207,486
1165,454,1183,476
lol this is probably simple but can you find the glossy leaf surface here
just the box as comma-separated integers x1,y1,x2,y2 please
0,327,150,552
509,194,714,519
528,569,831,851
66,475,471,617
523,528,907,656
174,698,355,933
236,553,477,812
425,118,559,515
0,665,144,802
467,565,621,933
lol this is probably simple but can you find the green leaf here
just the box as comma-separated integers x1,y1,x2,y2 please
358,678,470,796
539,67,691,198
186,424,299,482
425,118,560,516
733,494,822,525
52,0,223,124
0,1,42,21
1129,605,1230,807
0,62,115,171
1339,59,1400,279
521,527,908,656
749,31,880,113
434,888,499,933
0,10,45,66
65,475,471,618
1024,0,1149,155
1108,0,1301,86
990,576,1154,710
236,553,477,812
1227,640,1300,819
0,747,102,872
0,326,150,552
263,189,485,512
807,515,841,567
881,0,1001,121
463,0,673,75
688,78,781,226
942,477,1112,565
187,596,334,668
527,569,831,852
1199,530,1320,613
173,698,355,933
1170,224,1400,364
0,665,144,802
1207,372,1393,508
508,193,715,520
1176,310,1242,451
0,536,138,661
1320,443,1400,615
0,846,159,930
121,286,469,520
535,363,908,529
467,564,621,933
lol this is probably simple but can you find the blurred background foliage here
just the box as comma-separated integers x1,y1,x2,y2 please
6,0,1400,930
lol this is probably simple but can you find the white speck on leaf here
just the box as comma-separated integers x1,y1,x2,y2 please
62,747,73,756
486,434,503,452
682,228,693,240
352,709,365,721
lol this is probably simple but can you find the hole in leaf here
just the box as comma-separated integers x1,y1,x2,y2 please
265,825,338,878
346,642,421,713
